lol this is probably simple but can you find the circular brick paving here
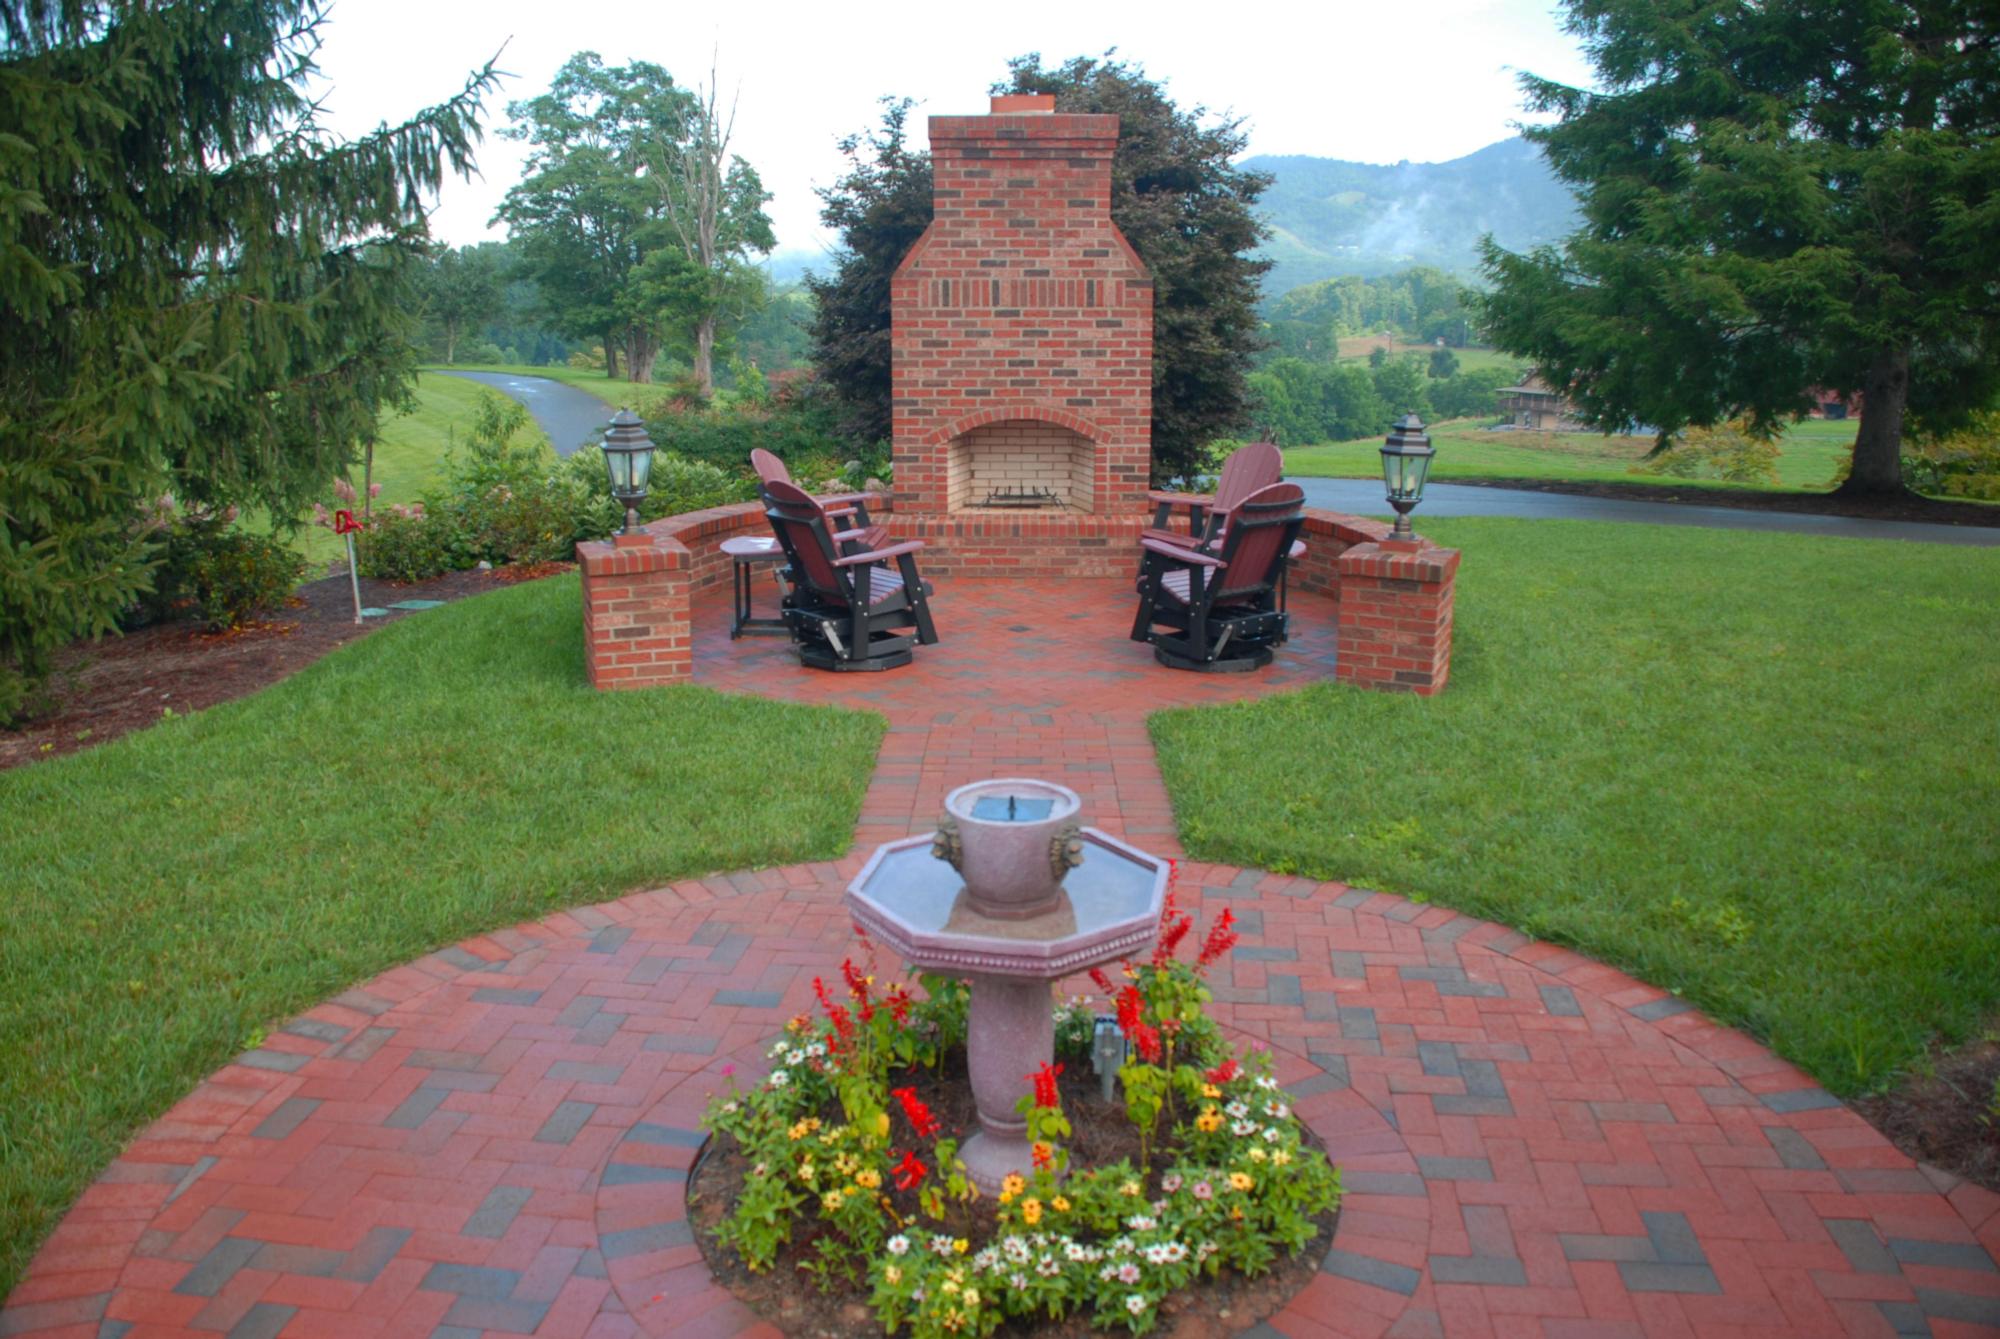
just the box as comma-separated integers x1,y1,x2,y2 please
5,579,1997,1339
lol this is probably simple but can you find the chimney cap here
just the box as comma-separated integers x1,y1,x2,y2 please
990,93,1057,115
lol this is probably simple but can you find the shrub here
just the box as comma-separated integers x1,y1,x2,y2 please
1631,419,1781,485
139,508,305,631
1904,414,2000,500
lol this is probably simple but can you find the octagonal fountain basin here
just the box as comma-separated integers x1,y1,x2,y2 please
847,826,1168,980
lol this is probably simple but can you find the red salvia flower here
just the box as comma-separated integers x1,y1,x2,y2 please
1205,1058,1240,1085
886,984,912,1025
841,957,870,1004
1088,967,1117,995
1151,887,1194,967
1027,1061,1064,1110
1129,1022,1163,1065
892,1150,927,1191
1115,983,1145,1036
812,976,836,1016
1196,908,1239,969
891,1086,941,1139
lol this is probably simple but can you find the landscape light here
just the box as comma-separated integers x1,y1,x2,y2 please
1379,413,1435,541
601,409,657,536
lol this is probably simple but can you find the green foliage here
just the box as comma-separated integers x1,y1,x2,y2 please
0,1,494,722
807,98,935,447
1264,267,1478,359
416,244,503,364
1152,517,2000,1094
137,508,306,632
1632,420,1782,485
353,390,756,580
1904,412,2000,500
1429,347,1460,379
1479,0,2000,495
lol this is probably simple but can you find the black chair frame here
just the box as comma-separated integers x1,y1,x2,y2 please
1130,483,1306,673
762,480,939,672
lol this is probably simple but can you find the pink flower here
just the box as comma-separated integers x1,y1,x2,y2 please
333,478,357,502
720,1063,735,1077
368,482,382,498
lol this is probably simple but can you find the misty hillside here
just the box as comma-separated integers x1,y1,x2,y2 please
1246,137,1578,297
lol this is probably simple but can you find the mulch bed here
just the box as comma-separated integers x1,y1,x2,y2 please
0,565,566,771
1445,476,2000,527
1855,1028,2000,1194
689,1055,1337,1339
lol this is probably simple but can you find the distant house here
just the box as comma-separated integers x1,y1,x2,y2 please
1495,376,1582,431
1806,388,1864,420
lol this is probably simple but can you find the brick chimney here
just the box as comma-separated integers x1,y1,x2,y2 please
890,95,1153,515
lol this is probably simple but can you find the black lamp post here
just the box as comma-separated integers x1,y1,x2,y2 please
1379,413,1435,541
601,409,657,536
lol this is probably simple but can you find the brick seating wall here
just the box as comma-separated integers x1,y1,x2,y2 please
577,501,1460,693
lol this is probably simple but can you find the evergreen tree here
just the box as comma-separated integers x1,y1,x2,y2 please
1480,0,2000,495
0,0,493,721
807,98,933,447
809,58,1272,481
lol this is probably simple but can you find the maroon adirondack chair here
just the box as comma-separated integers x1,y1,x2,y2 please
751,448,885,553
1131,481,1305,672
1141,440,1283,554
761,480,938,672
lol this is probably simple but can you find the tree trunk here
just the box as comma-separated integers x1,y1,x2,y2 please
361,439,375,527
444,323,458,366
1836,346,1911,496
625,327,656,384
694,314,716,396
603,332,619,381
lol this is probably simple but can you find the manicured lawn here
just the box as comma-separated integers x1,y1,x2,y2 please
1285,418,1859,493
288,371,553,565
0,575,883,1296
1153,518,2000,1097
1335,338,1523,376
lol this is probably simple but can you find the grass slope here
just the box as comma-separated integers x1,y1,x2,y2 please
1153,518,2000,1096
0,576,884,1296
1285,418,1859,493
289,372,553,566
433,362,624,406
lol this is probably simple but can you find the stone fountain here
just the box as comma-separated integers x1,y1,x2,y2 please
846,778,1168,1192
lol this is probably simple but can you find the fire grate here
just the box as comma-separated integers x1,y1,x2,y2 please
981,486,1063,510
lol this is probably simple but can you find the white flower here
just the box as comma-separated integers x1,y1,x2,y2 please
1161,1172,1183,1193
1066,1242,1090,1262
1010,1272,1028,1289
1099,1264,1117,1282
806,1042,827,1058
1263,1126,1282,1142
1225,1101,1250,1119
1036,1256,1061,1277
721,1101,739,1115
1126,1215,1157,1232
1158,1241,1188,1264
1267,1100,1290,1119
1256,1076,1279,1091
1232,1119,1257,1137
768,1070,789,1087
887,1235,909,1256
785,1047,805,1066
767,1041,788,1058
1117,1262,1142,1284
1126,1295,1148,1315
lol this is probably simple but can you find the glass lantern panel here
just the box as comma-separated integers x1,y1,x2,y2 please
1381,448,1410,499
1404,448,1434,499
604,448,634,492
628,445,655,493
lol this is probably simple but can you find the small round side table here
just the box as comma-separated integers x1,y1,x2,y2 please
719,536,790,639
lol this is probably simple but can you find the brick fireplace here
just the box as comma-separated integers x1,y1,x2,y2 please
890,94,1154,517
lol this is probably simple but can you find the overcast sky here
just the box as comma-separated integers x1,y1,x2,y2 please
310,0,1596,259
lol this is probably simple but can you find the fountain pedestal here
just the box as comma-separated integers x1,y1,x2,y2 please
846,779,1168,1194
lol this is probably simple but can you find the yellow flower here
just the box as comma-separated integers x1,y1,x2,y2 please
1202,1083,1222,1099
1231,1204,1245,1221
788,1120,812,1141
998,1189,1014,1205
1021,1199,1043,1226
822,1190,844,1211
953,1238,969,1255
799,1161,816,1183
1229,1171,1253,1191
963,1288,979,1307
856,1169,882,1190
885,1265,902,1285
942,1279,960,1295
1273,1150,1293,1167
1121,1180,1142,1197
1001,1173,1026,1198
872,1111,890,1139
1196,1108,1222,1133
1249,1147,1267,1164
1052,1196,1071,1213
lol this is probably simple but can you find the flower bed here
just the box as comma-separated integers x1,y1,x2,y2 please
697,897,1342,1336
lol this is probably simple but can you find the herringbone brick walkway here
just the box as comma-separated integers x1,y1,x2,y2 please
6,579,1996,1338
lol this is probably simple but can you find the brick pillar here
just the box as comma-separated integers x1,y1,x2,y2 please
1335,540,1461,696
577,534,691,689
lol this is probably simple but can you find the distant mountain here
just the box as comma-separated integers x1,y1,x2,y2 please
1245,137,1578,298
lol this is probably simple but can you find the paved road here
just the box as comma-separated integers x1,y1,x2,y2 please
434,370,611,457
1292,475,2000,547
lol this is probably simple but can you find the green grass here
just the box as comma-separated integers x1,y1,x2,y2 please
0,575,884,1296
285,371,553,566
1153,518,2000,1096
1334,339,1523,376
1284,418,1859,493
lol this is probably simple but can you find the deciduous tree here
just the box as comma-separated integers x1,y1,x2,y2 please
419,244,503,364
0,0,492,720
1480,0,2000,495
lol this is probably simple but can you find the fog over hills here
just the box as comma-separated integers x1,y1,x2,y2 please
760,137,1579,302
1246,137,1577,296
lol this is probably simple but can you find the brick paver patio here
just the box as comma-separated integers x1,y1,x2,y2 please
6,579,1997,1339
